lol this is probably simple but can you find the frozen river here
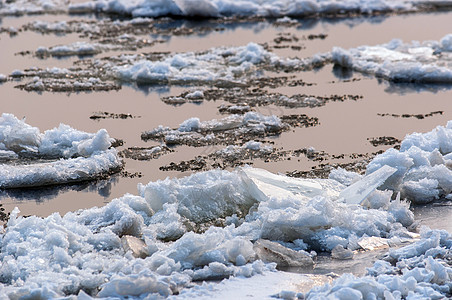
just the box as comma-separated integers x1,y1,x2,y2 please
1,1,452,298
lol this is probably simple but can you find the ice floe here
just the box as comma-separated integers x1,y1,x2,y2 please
0,113,122,188
113,42,299,85
331,33,452,83
141,112,290,146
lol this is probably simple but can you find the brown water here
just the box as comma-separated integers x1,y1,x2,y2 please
0,12,452,230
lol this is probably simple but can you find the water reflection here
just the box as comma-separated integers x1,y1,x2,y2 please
0,175,118,203
383,82,452,94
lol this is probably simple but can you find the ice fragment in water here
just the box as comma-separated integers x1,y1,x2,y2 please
340,165,397,205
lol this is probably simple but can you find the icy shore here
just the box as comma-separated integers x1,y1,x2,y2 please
0,113,122,188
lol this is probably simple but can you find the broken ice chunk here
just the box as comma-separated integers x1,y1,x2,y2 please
253,239,314,269
340,165,397,205
331,245,354,260
357,236,389,251
241,167,325,200
121,235,150,259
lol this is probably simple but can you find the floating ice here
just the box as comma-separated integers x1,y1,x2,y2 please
366,121,452,203
35,42,102,57
0,113,122,188
331,34,452,83
142,112,288,146
113,42,297,85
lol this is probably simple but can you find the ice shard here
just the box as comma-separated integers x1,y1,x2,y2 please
339,165,397,205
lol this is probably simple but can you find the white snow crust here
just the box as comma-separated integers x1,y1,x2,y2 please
331,34,452,83
0,113,122,188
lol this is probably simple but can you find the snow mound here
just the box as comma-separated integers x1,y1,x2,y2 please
332,34,452,83
366,121,452,203
0,113,122,188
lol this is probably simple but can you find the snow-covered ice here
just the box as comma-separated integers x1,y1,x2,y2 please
113,42,298,85
142,112,288,146
366,120,452,203
331,34,452,83
35,42,103,57
0,113,122,188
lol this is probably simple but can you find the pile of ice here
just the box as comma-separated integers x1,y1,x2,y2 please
142,112,287,145
331,33,452,83
303,228,452,299
113,42,298,84
67,0,451,18
365,121,452,204
0,162,418,297
0,113,122,188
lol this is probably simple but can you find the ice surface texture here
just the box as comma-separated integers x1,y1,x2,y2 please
0,113,122,188
332,34,452,83
367,121,452,203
